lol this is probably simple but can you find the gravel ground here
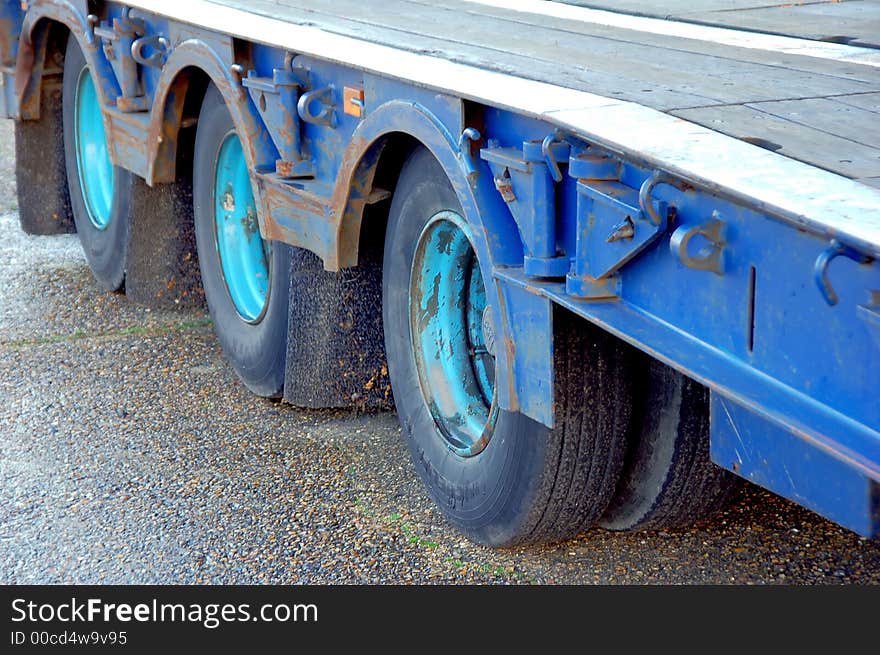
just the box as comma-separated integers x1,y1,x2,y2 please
1,120,879,584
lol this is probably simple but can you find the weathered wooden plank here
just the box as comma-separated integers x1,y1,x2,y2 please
832,92,880,113
421,0,880,85
744,97,880,148
565,0,794,16
682,3,880,48
564,1,880,47
235,0,716,109
672,104,880,179
243,0,879,108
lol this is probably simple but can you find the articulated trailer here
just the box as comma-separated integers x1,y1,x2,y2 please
2,0,879,546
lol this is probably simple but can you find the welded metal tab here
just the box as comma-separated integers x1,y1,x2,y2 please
480,138,570,278
670,213,727,275
297,85,336,128
130,34,169,69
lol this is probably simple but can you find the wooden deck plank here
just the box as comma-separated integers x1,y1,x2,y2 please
672,104,880,178
564,1,880,47
416,0,880,85
831,92,880,113
248,0,879,105
210,0,880,179
744,97,880,147
237,0,717,109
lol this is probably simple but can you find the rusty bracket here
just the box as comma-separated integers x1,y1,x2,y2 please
93,9,153,112
243,66,313,178
297,85,336,128
131,34,169,68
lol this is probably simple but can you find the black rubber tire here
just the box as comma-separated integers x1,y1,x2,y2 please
16,77,75,236
383,148,633,547
601,358,741,531
193,85,290,398
62,37,132,291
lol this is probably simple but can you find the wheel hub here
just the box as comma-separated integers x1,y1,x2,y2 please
409,211,497,457
213,132,270,323
74,68,115,230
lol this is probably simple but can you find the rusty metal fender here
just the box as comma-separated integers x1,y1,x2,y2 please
16,0,100,120
144,38,277,184
143,38,278,238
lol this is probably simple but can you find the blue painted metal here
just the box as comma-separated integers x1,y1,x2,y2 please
481,139,570,278
541,131,566,183
815,239,874,306
74,68,115,230
711,394,879,537
857,292,880,350
459,127,482,184
214,131,270,322
564,161,670,298
410,211,497,457
496,280,555,428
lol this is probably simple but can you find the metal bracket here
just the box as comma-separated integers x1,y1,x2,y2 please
93,9,161,112
814,239,873,306
243,67,313,178
670,213,727,275
481,138,570,278
566,166,674,295
297,85,336,128
640,171,676,227
131,34,169,68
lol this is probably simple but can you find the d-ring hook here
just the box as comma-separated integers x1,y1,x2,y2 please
814,239,872,306
541,130,565,182
297,86,336,128
639,171,677,228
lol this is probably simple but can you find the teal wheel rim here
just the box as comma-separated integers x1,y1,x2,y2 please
409,211,497,457
74,68,115,230
214,131,270,322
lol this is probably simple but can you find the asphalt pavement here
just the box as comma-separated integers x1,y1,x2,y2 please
1,121,878,584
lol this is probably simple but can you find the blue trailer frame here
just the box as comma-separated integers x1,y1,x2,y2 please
3,0,878,538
